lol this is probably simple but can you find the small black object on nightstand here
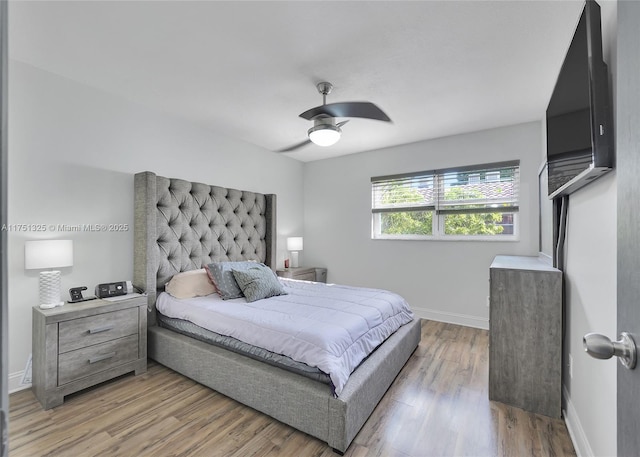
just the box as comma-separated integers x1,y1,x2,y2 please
68,286,97,303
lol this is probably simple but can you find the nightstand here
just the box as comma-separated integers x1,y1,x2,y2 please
277,267,327,283
32,295,147,409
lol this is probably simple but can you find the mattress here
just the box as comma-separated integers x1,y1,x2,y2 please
157,312,331,384
156,278,414,395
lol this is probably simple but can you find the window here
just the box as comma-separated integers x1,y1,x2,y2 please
371,161,520,239
485,171,500,182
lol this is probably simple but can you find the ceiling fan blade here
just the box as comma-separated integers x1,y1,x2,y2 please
299,102,391,122
276,138,312,153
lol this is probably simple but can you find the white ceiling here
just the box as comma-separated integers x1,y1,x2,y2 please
9,0,585,162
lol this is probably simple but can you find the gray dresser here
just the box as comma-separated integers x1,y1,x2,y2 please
489,255,562,418
32,296,147,409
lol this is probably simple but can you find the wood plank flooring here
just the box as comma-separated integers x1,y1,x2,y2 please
9,320,576,457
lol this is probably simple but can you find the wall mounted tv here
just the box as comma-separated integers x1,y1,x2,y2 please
546,0,613,199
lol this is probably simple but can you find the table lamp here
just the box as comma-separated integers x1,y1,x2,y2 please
25,239,73,309
287,237,303,268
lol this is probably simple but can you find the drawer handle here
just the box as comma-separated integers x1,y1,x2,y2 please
88,325,114,334
89,352,116,364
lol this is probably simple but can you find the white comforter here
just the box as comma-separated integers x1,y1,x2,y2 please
156,278,414,395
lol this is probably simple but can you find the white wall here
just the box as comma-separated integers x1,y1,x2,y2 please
303,121,541,328
563,175,617,457
7,61,304,389
561,2,617,457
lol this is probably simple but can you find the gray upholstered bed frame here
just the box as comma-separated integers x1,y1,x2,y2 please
133,171,421,453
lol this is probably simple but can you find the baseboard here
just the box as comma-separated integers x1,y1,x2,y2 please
563,384,593,457
412,306,489,330
9,370,31,394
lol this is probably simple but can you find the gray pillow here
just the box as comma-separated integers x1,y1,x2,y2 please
232,265,287,302
206,261,261,300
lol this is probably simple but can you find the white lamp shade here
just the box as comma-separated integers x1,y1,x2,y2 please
287,237,303,251
308,126,341,147
25,240,73,270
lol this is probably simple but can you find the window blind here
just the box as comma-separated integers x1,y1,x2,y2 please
436,162,520,215
371,172,435,213
372,161,519,215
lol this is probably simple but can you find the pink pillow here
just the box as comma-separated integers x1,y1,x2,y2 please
165,268,217,299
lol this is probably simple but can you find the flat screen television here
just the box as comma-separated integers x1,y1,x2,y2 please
546,0,613,199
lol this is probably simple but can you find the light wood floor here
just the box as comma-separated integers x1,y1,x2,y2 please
9,320,576,457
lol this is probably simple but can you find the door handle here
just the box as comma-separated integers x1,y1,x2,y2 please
583,332,637,369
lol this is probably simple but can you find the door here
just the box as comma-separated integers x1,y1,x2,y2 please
583,2,640,454
616,1,640,454
0,1,7,455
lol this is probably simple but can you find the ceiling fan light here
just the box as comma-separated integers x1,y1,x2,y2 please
308,124,342,147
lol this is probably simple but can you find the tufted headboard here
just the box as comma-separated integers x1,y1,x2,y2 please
133,171,276,324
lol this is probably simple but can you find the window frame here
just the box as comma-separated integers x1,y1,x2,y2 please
371,160,520,241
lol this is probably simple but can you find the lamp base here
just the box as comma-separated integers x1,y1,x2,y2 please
39,302,64,310
39,270,64,309
291,251,299,268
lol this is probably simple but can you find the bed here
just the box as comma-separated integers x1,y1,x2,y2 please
133,171,421,453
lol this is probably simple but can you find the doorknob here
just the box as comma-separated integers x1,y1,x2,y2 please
583,332,637,369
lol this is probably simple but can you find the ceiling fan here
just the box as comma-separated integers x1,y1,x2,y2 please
277,81,392,153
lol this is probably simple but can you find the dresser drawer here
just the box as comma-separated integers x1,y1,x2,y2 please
58,334,139,385
58,308,138,353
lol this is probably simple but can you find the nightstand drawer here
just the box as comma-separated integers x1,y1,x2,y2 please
277,267,324,282
58,334,139,385
294,272,316,281
58,308,139,353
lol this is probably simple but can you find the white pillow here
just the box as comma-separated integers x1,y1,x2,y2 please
165,268,217,299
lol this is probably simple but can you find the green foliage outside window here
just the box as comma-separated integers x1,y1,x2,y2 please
443,187,504,235
380,185,432,235
381,211,433,235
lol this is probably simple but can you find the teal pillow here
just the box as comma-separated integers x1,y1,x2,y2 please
232,265,287,302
